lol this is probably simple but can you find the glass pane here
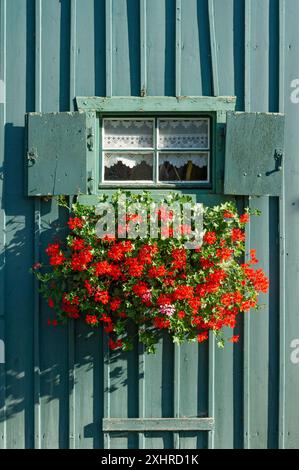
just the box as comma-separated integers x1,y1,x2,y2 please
103,119,154,149
104,153,153,181
158,118,209,149
159,152,209,182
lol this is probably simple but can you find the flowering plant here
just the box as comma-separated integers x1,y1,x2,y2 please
33,191,269,353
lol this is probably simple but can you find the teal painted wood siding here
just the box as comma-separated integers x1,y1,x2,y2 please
0,0,298,449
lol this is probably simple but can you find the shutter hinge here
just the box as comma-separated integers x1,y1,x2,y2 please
274,149,283,171
27,148,38,165
266,149,283,176
87,170,94,194
87,128,94,151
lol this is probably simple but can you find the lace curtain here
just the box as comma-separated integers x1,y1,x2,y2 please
158,119,209,149
103,118,209,150
103,119,154,149
104,153,153,168
102,118,210,182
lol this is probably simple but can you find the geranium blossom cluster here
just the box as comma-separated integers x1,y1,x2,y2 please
34,191,269,353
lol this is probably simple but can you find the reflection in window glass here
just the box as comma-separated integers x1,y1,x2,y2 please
159,153,209,182
104,153,153,181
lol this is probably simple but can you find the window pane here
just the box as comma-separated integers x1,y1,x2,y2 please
158,118,209,149
104,153,153,181
159,152,209,182
103,119,154,149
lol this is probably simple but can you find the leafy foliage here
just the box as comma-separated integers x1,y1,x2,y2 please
32,191,268,353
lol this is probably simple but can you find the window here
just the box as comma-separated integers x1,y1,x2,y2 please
101,117,210,185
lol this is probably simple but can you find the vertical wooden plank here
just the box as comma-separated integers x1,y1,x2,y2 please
280,0,299,449
0,0,6,450
278,0,286,449
39,0,70,448
268,0,280,449
94,0,106,96
244,0,280,449
143,335,173,449
140,0,147,96
175,0,181,97
33,198,41,450
103,333,110,449
139,4,175,447
146,0,175,96
244,196,271,449
68,0,76,450
70,0,103,449
208,335,215,449
108,333,139,449
138,343,145,449
111,0,140,96
207,0,219,96
207,0,237,449
176,343,209,449
173,345,180,449
33,0,42,450
178,1,214,449
105,0,112,96
243,0,251,450
4,0,35,448
208,0,219,449
181,0,212,96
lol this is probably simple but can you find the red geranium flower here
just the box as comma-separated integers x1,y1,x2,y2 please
153,317,170,329
125,258,144,277
231,228,245,242
203,231,217,245
86,314,98,326
68,217,84,230
148,265,167,278
71,238,85,251
173,285,194,300
36,191,269,353
94,290,109,304
94,260,112,276
110,298,121,312
197,332,209,343
108,243,126,261
46,243,60,256
229,335,240,343
50,253,65,266
109,338,123,350
240,213,250,224
172,248,187,270
216,247,233,262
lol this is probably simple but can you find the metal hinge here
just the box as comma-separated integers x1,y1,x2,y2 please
87,169,94,194
87,128,94,151
274,149,283,171
27,148,38,164
266,149,283,176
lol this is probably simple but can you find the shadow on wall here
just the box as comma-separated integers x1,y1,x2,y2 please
0,120,145,447
0,123,105,447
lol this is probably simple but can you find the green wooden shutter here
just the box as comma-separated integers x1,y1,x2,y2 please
26,111,97,196
224,112,285,196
